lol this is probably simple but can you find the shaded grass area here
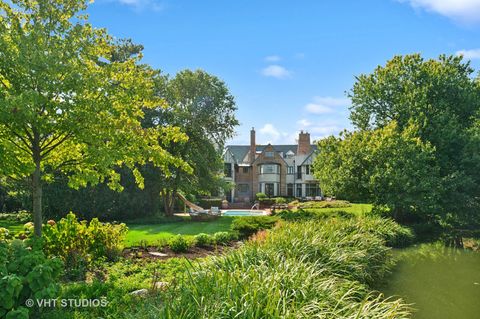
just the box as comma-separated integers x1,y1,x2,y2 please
125,216,235,246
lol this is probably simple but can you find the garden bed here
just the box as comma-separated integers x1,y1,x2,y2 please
123,242,241,260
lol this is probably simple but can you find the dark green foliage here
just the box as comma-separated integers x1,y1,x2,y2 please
345,54,480,225
168,235,189,253
41,167,165,221
194,233,213,247
212,231,235,245
42,213,127,280
255,192,267,199
0,239,63,318
231,216,279,239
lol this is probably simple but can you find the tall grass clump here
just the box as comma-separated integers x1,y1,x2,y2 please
143,216,412,318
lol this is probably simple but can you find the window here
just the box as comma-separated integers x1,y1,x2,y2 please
305,183,320,197
265,183,274,197
242,167,249,173
287,166,294,174
265,151,274,158
260,164,279,174
297,166,302,179
287,183,294,197
224,163,232,177
305,165,310,175
238,184,249,193
296,184,302,197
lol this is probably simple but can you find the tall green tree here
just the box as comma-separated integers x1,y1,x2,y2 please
144,70,239,215
0,0,188,235
314,122,441,222
348,54,480,224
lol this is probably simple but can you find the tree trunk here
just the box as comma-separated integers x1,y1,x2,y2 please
32,130,43,237
32,158,42,237
162,190,176,217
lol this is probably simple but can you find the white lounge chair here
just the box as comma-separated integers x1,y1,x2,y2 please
210,207,221,216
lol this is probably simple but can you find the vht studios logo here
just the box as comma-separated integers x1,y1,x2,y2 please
26,298,108,308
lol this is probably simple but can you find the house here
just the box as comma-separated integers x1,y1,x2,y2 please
223,128,321,203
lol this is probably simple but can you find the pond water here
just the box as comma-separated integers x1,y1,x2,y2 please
380,242,480,319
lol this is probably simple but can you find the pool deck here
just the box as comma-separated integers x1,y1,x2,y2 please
174,209,271,217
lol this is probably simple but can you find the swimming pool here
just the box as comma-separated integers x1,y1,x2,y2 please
222,210,267,216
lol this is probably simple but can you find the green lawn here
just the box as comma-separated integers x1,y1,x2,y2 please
125,216,235,246
303,203,373,216
0,219,24,234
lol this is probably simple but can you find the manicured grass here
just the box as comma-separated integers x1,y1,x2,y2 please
0,219,24,234
303,203,373,216
125,216,235,246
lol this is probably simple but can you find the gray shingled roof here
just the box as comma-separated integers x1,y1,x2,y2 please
226,144,318,164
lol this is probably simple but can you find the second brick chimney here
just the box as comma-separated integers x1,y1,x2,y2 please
297,130,311,155
250,127,256,163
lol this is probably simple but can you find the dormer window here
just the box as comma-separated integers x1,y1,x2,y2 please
265,151,274,158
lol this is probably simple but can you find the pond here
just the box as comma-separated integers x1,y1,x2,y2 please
380,242,480,319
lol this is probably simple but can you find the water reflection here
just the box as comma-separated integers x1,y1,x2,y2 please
380,242,480,319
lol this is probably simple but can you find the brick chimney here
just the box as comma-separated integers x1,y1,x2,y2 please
297,130,311,155
250,127,256,163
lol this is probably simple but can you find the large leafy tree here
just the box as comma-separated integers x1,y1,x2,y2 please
347,54,480,224
0,0,188,235
314,122,441,222
144,70,239,216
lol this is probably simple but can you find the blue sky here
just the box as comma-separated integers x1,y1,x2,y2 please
87,0,480,145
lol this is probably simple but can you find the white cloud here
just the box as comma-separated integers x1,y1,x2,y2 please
304,96,350,115
116,0,165,11
259,123,280,144
297,119,312,128
305,103,333,114
456,48,480,59
261,65,291,79
399,0,480,24
265,55,281,62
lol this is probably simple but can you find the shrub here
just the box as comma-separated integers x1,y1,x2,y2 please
42,213,127,280
0,227,11,242
0,239,63,318
197,198,222,209
195,233,213,247
169,235,189,253
255,192,267,199
213,232,234,245
258,198,275,206
231,216,279,239
274,197,287,204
